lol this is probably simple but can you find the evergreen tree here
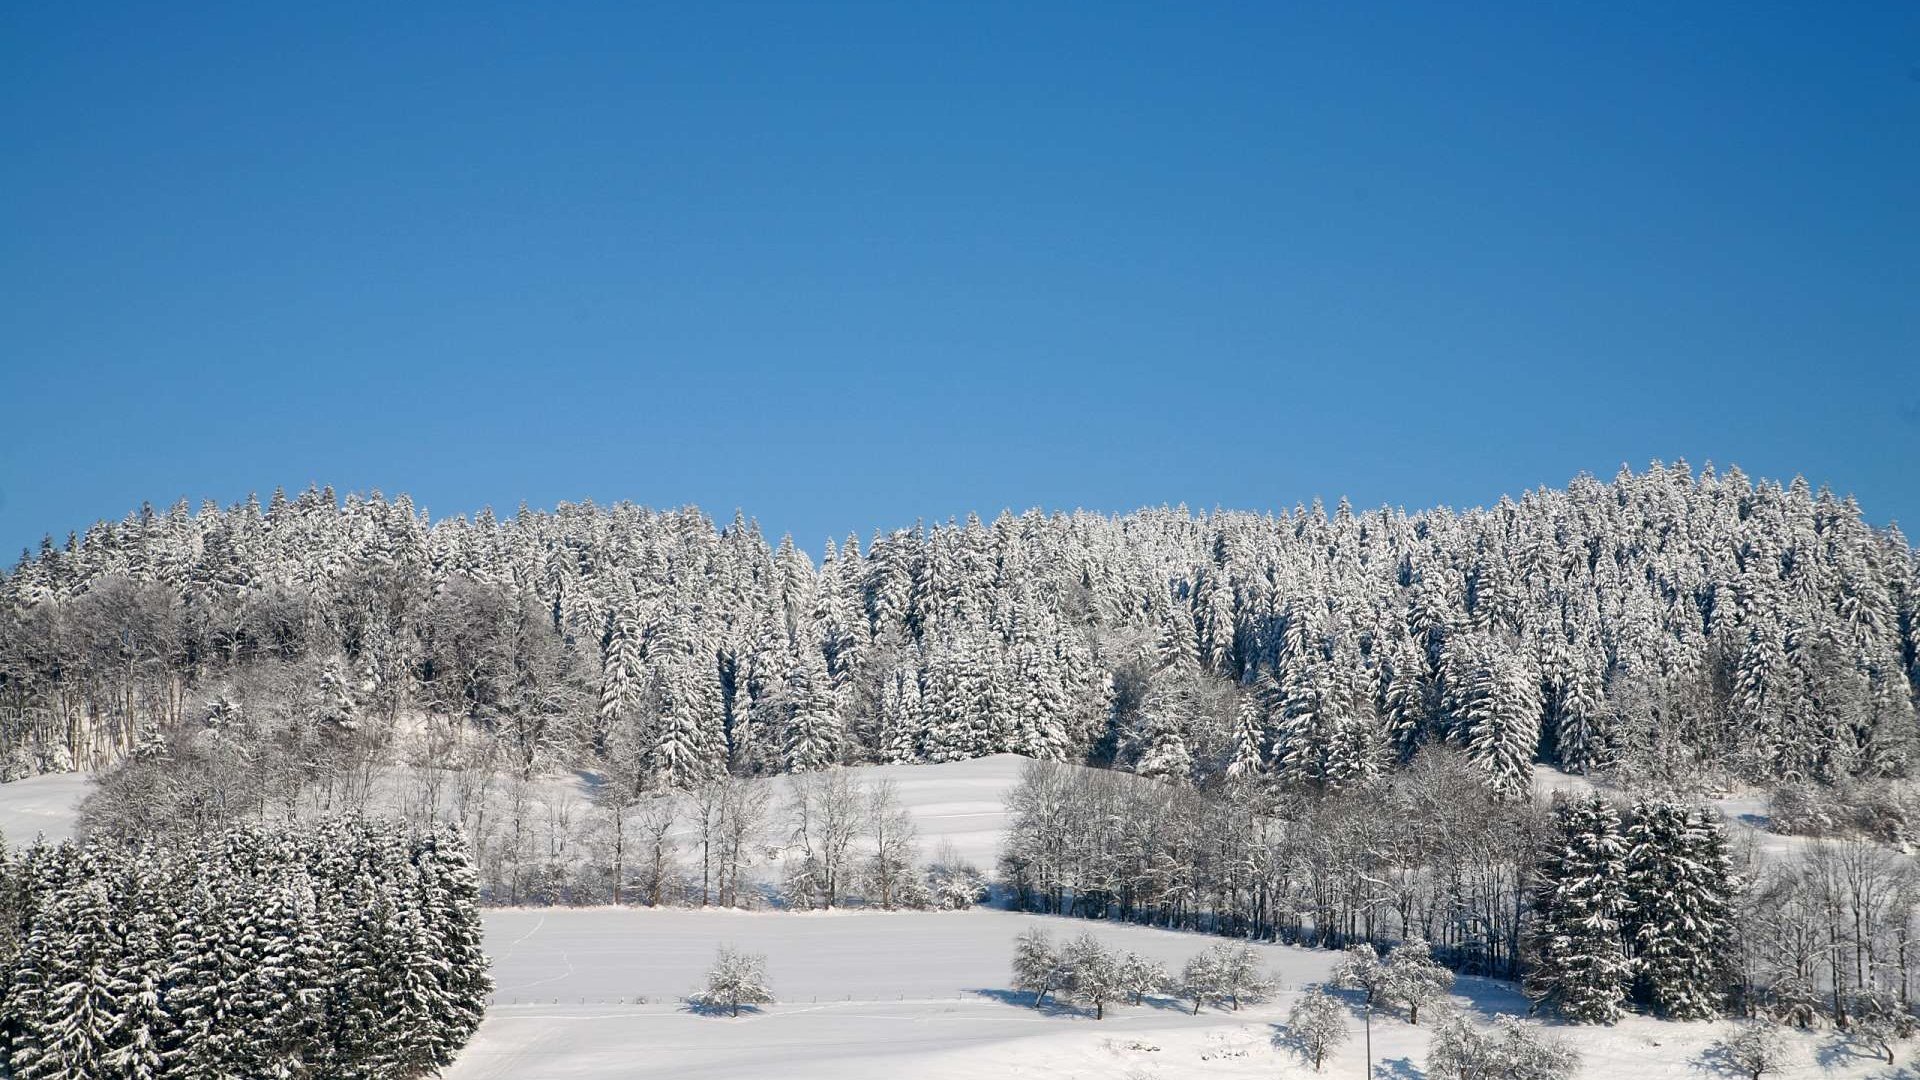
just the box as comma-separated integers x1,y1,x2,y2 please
1624,801,1734,1019
1525,795,1632,1023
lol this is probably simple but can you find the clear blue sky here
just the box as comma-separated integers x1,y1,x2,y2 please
3,2,1915,558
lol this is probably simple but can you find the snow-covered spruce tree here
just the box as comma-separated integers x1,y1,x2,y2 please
780,643,843,773
1223,682,1269,778
1525,794,1632,1023
0,817,491,1080
1122,659,1197,783
1272,639,1380,789
28,874,119,1078
408,824,493,1070
693,945,773,1017
597,608,643,755
101,857,171,1080
1542,620,1608,774
1624,800,1735,1019
1453,642,1541,800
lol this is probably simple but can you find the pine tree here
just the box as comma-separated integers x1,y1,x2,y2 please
598,609,643,755
1457,646,1541,800
1124,656,1196,782
782,645,843,772
1624,801,1734,1019
102,857,171,1080
1223,685,1268,778
37,876,119,1078
1525,795,1632,1023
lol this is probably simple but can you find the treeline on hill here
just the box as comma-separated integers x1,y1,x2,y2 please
0,818,490,1079
999,757,1920,1035
0,462,1914,806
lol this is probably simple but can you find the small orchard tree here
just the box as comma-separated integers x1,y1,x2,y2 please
1117,951,1168,1005
1286,989,1350,1072
1216,943,1272,1010
1011,929,1063,1007
1331,943,1389,1005
1712,1021,1787,1080
694,945,773,1017
1062,934,1123,1019
1426,1013,1580,1080
1180,949,1222,1014
1182,942,1271,1012
1383,938,1454,1024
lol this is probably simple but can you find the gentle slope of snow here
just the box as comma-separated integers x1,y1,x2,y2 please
458,906,1896,1080
0,773,90,843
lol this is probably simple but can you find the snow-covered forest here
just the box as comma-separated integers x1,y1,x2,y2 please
1,461,1912,805
0,818,491,1078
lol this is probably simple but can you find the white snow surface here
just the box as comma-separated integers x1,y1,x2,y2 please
0,772,91,843
460,906,1898,1079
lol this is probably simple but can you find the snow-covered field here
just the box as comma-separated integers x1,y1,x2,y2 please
0,772,90,843
460,906,1899,1079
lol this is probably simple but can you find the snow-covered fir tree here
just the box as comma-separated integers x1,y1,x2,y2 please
1525,795,1633,1022
1624,800,1736,1019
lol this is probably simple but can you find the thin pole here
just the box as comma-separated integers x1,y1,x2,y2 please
1363,1002,1371,1079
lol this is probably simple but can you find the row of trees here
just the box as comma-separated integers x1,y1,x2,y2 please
1280,989,1583,1078
998,754,1543,976
0,818,491,1080
996,755,1920,1036
1010,930,1277,1019
1,463,1912,804
77,719,989,911
1003,930,1579,1077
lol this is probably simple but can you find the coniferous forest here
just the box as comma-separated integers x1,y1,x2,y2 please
0,461,1911,802
0,819,490,1079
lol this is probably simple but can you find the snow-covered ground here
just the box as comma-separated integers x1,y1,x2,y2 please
0,772,91,843
459,906,1899,1079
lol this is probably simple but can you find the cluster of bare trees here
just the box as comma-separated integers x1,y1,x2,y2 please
1737,836,1920,1053
998,753,1542,977
1010,930,1273,1019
